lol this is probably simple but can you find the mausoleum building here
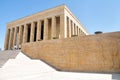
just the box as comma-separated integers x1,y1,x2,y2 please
4,5,89,50
2,4,120,74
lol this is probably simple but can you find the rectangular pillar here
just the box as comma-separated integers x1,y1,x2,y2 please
74,24,77,35
72,21,74,36
77,27,79,36
76,26,78,36
11,28,14,48
69,18,71,37
16,27,19,48
23,24,28,43
60,14,65,39
67,17,69,38
36,20,41,41
13,27,17,47
4,28,10,50
44,18,48,40
8,28,13,49
51,16,56,39
30,22,35,42
79,28,80,35
18,26,22,48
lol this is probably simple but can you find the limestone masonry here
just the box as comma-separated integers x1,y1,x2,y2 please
4,5,120,73
22,32,120,73
4,5,89,50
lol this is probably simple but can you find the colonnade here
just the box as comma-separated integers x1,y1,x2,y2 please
4,15,86,50
66,16,86,37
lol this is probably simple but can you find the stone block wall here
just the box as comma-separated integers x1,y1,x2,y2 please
22,32,120,73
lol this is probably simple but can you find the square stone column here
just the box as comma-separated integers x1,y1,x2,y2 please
36,20,41,41
77,27,79,36
4,28,10,50
67,17,69,38
74,24,77,35
13,27,17,47
60,14,66,39
69,18,71,37
51,16,56,39
76,25,77,35
78,28,80,36
23,24,28,43
30,22,35,42
71,21,74,36
76,26,78,36
44,18,48,40
8,28,14,49
18,26,22,47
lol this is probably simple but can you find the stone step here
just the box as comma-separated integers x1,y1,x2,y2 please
3,59,55,71
0,50,20,67
0,51,116,80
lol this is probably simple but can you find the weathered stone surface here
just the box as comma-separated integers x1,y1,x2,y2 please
22,31,120,73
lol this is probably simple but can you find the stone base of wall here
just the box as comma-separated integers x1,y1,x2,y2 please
21,31,120,73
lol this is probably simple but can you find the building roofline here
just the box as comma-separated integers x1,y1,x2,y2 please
64,5,89,34
7,4,65,24
7,4,89,34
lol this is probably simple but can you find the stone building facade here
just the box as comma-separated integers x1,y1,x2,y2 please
4,5,89,50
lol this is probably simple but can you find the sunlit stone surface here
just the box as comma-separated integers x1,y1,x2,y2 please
0,51,117,80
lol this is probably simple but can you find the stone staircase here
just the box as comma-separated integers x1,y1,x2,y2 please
0,50,118,80
0,51,56,80
0,50,20,68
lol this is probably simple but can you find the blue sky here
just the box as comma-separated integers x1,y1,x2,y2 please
0,0,120,50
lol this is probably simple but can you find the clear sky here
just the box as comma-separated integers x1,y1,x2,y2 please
0,0,120,50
